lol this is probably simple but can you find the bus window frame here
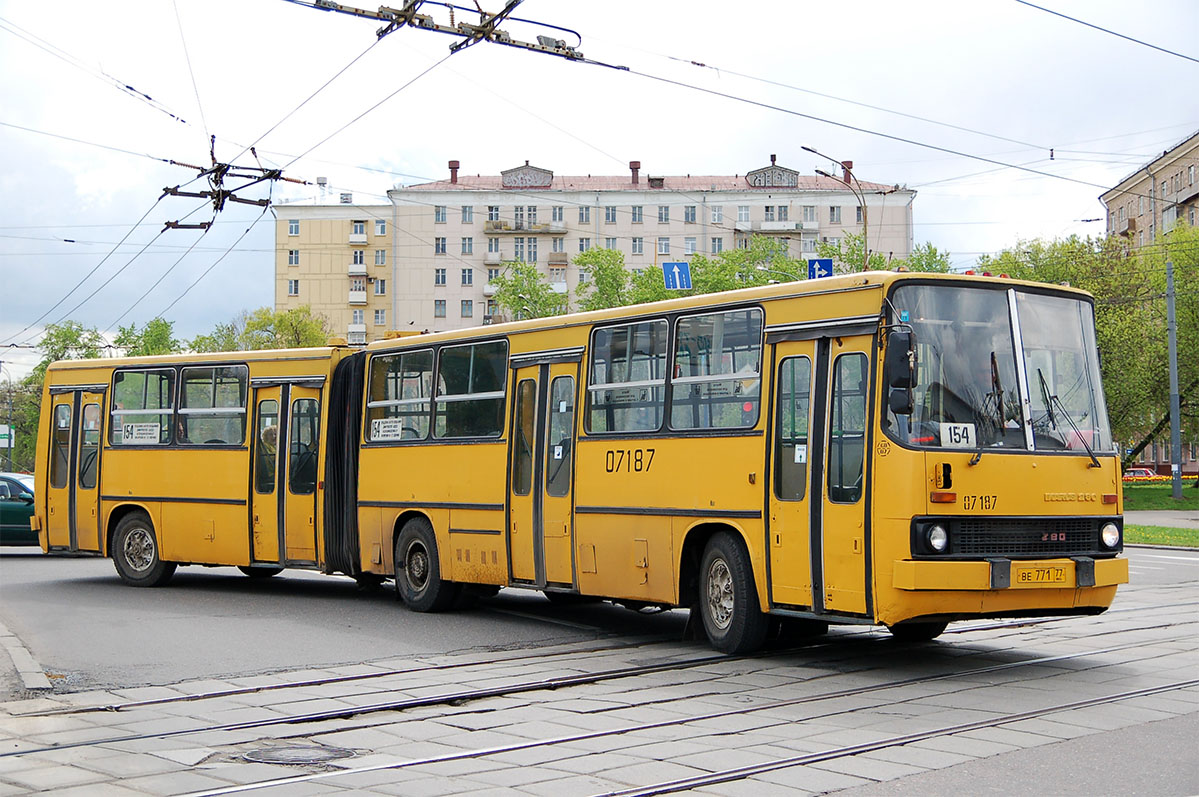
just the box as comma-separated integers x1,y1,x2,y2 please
668,306,764,432
177,364,250,446
585,317,670,436
432,338,509,441
365,348,435,443
109,367,176,447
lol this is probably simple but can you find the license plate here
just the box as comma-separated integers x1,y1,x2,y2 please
1014,566,1067,585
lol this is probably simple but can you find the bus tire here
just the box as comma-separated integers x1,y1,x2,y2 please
238,566,283,578
887,620,948,642
395,518,458,612
112,513,176,588
698,532,768,654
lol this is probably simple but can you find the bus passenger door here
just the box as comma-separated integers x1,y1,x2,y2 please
250,389,282,564
767,345,815,607
818,336,872,616
508,368,540,583
283,388,321,565
541,366,577,587
73,395,103,552
45,395,74,549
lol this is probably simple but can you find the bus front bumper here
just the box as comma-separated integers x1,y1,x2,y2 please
893,556,1128,591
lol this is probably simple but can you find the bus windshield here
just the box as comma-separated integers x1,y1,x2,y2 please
885,284,1113,454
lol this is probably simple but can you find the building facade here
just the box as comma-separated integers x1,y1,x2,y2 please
275,157,916,341
1101,130,1198,248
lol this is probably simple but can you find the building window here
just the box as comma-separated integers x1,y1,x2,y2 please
802,237,817,252
461,268,473,286
605,237,617,249
737,205,750,223
487,299,497,316
488,237,500,253
374,309,386,326
684,237,696,255
288,219,299,236
829,206,842,224
434,237,447,255
738,236,750,249
375,249,386,265
288,249,299,266
1190,165,1195,185
803,205,817,223
287,279,299,296
552,236,565,253
631,205,643,223
487,267,500,282
605,206,617,223
461,299,473,318
351,277,366,292
528,206,538,224
684,205,696,224
578,237,591,252
375,219,386,236
658,237,670,255
856,206,863,224
764,206,776,222
578,269,589,284
434,205,447,223
461,205,473,223
579,206,591,224
778,206,788,222
434,299,446,317
514,237,525,261
632,237,644,255
352,249,365,265
352,220,365,235
434,268,446,286
711,237,723,253
514,206,525,228
550,267,566,283
375,279,386,295
711,206,723,224
552,206,563,222
658,205,670,223
528,237,538,262
461,237,473,255
488,205,500,221
352,309,365,325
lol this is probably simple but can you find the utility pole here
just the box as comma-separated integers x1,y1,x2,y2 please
1166,260,1182,499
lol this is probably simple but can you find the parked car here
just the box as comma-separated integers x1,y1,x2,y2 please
0,472,37,545
1122,467,1157,480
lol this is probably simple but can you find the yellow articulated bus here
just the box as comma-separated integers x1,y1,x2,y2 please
35,272,1129,653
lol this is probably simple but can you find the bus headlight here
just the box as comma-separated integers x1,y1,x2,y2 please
927,524,949,553
1100,522,1121,549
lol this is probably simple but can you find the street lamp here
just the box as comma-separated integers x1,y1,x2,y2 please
803,145,869,272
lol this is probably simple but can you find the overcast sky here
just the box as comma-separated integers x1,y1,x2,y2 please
1,0,1195,380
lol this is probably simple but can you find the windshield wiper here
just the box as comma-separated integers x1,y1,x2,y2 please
1037,368,1100,468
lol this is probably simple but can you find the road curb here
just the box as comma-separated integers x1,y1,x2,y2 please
0,620,51,691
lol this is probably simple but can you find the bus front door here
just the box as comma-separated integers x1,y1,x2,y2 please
45,390,105,552
817,336,872,616
283,388,321,565
767,344,816,607
508,363,578,588
250,389,282,564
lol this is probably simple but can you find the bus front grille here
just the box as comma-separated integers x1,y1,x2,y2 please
954,518,1100,557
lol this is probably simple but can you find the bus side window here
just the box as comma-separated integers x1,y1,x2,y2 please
829,353,868,503
288,399,320,495
774,356,811,501
50,404,71,489
78,403,101,489
546,376,574,497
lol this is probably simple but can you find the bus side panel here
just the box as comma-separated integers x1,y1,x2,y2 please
869,444,933,624
575,513,671,603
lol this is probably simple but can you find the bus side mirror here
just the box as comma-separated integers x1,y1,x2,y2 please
885,329,915,415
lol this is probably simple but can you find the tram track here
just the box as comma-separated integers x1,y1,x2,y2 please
172,648,1199,796
4,614,1190,763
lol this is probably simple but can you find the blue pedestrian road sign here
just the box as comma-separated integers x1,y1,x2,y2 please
663,261,692,290
808,258,833,280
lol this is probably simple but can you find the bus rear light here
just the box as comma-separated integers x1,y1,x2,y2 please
930,491,956,504
1102,493,1117,504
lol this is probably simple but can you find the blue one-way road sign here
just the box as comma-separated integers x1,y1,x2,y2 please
808,258,833,280
663,261,692,290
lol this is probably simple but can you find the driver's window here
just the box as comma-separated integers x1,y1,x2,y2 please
288,398,319,495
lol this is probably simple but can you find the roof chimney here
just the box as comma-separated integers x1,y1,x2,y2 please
770,154,776,166
448,160,460,184
629,160,641,185
840,160,853,183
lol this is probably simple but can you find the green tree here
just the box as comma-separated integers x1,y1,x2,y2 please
627,236,808,305
490,262,565,320
188,306,332,352
574,248,630,312
898,241,953,273
114,317,182,356
815,231,888,273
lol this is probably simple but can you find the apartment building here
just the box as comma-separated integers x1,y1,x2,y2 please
1101,129,1199,248
275,156,915,340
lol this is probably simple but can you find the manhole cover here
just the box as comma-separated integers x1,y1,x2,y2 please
243,746,355,765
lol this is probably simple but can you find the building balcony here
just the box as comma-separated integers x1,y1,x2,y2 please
349,232,368,245
800,219,819,232
483,283,497,297
734,220,752,232
483,220,555,234
484,250,503,264
348,289,368,305
1117,217,1137,237
551,281,568,294
547,250,569,264
348,261,368,277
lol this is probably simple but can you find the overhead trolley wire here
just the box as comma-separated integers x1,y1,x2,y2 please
1012,0,1199,65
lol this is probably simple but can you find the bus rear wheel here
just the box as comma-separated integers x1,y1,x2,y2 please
698,532,768,654
395,518,459,612
887,620,948,642
112,512,176,587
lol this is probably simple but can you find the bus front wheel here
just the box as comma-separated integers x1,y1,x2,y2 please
394,518,459,612
112,513,176,587
698,532,768,654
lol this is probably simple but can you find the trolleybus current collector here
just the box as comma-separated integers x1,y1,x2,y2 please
33,271,1129,653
